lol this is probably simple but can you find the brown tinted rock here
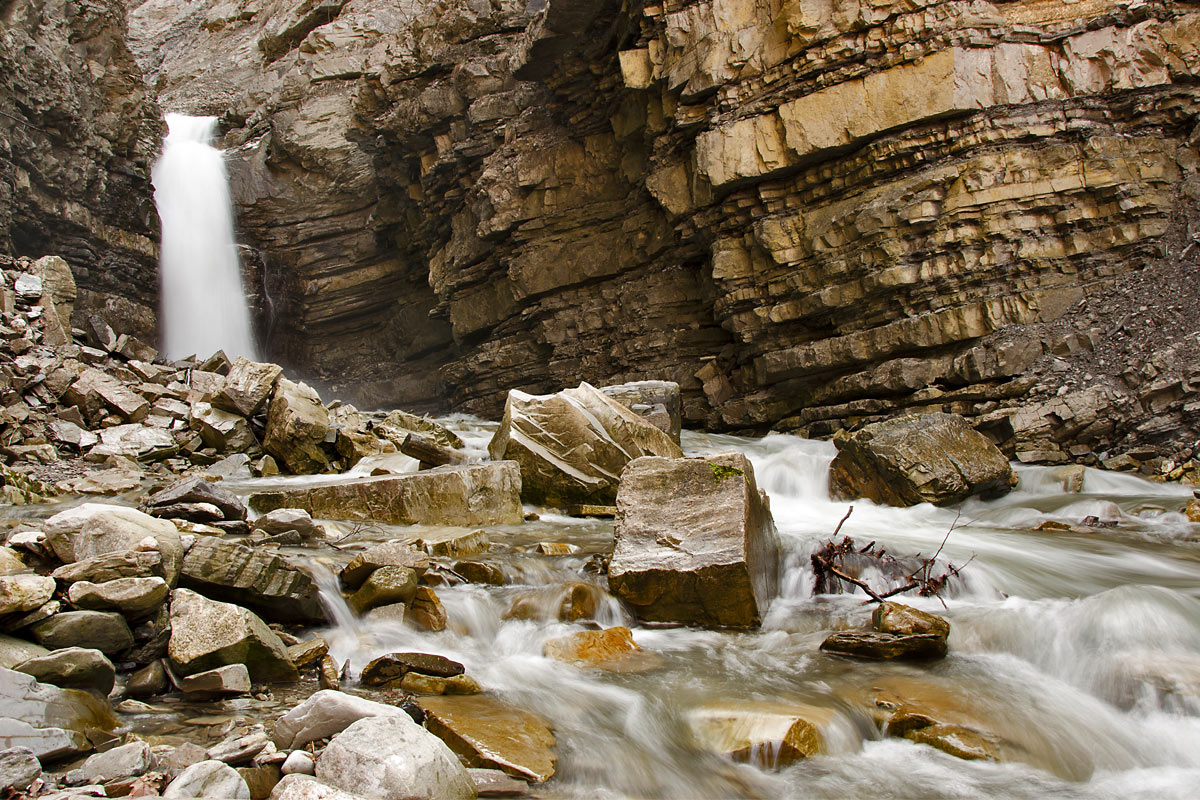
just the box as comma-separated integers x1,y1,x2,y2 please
67,577,169,617
829,413,1017,507
608,452,779,629
686,701,831,768
400,673,482,696
542,627,663,673
287,638,328,669
418,695,556,783
180,664,252,697
348,567,418,616
14,647,115,695
872,603,951,639
147,477,247,521
263,379,331,474
906,724,999,761
339,543,430,590
488,383,683,507
126,661,169,698
51,550,165,585
1186,498,1200,523
361,652,464,686
599,380,682,443
249,462,523,526
416,529,489,558
408,586,447,632
179,537,327,624
167,589,298,682
454,561,505,586
216,358,283,417
820,631,948,661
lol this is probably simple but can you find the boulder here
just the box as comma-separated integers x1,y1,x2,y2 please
253,508,323,539
49,420,99,450
167,589,298,682
829,413,1017,507
316,716,476,800
190,402,258,453
51,550,166,585
360,652,464,687
347,567,418,616
0,635,48,668
0,667,116,760
338,543,429,590
146,478,247,521
31,611,133,655
164,760,250,799
273,690,407,750
819,631,948,661
542,627,663,673
608,452,779,629
0,548,25,574
488,382,683,507
272,774,371,800
599,380,682,443
91,424,179,461
14,647,116,694
42,504,183,584
263,379,331,474
216,358,283,417
249,462,523,527
0,573,55,616
67,577,169,617
906,724,998,761
414,529,490,558
686,701,831,767
417,694,556,783
408,587,448,632
0,747,41,791
81,739,153,784
180,664,252,697
126,661,169,698
64,367,149,423
281,752,316,776
872,602,951,639
287,638,328,669
377,410,464,450
179,537,327,624
400,673,482,696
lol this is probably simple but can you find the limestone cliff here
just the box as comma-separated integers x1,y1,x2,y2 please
128,0,1200,472
1,0,162,337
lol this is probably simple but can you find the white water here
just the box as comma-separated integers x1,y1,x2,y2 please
245,424,1200,798
152,114,258,361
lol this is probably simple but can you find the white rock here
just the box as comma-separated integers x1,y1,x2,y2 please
272,689,405,750
270,774,370,800
163,759,250,799
0,574,56,616
0,747,41,791
13,274,42,299
316,716,475,800
42,504,183,583
81,740,153,783
281,751,315,775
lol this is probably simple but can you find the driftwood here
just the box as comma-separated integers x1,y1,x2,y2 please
401,432,467,469
810,507,972,603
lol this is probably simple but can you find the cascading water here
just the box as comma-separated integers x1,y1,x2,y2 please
152,114,258,361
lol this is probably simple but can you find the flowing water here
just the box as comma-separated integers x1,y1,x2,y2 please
221,423,1197,800
151,114,258,361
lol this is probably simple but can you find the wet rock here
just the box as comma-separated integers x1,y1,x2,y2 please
42,504,183,584
287,638,328,669
167,589,298,682
147,477,248,521
348,566,418,616
360,652,464,687
408,587,448,632
249,462,523,526
316,716,476,800
0,548,25,575
126,661,169,698
282,751,315,776
81,739,153,784
819,631,948,661
14,647,116,695
906,724,998,761
488,382,682,507
0,635,49,668
0,573,55,615
608,452,779,629
163,759,250,799
216,358,282,417
418,694,557,783
0,667,117,760
253,508,323,540
416,529,489,558
872,603,951,639
0,747,41,791
363,603,407,625
272,689,407,750
52,550,166,585
317,656,340,691
829,413,1017,507
180,664,252,697
400,673,483,696
533,542,572,556
31,611,134,655
455,561,505,585
505,583,601,623
271,774,371,800
263,379,331,474
239,763,282,799
1052,465,1087,493
599,380,682,443
179,537,327,624
338,543,429,590
1186,498,1200,523
686,701,832,767
67,577,169,617
542,627,663,673
468,768,529,798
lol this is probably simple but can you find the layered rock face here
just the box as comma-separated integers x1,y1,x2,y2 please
128,0,1200,467
0,0,161,337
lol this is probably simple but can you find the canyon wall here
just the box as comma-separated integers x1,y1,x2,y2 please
0,0,162,337
127,0,1200,471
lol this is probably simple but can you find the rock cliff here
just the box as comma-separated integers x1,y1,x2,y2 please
1,0,162,338
126,0,1200,471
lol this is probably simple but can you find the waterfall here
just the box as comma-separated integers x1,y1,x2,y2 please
152,114,258,361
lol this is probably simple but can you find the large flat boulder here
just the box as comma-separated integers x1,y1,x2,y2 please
263,379,331,474
42,504,184,585
829,412,1017,507
248,462,522,526
607,452,779,629
167,589,298,682
180,538,327,624
417,695,556,783
0,667,116,761
487,382,682,507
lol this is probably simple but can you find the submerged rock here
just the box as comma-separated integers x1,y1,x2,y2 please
167,589,298,682
686,701,832,767
316,716,476,800
249,462,523,526
608,452,779,629
819,631,948,661
542,627,663,673
829,412,1017,507
488,382,682,507
417,694,557,783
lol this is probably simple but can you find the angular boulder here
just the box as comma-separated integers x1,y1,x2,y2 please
42,504,183,584
599,380,682,443
360,652,464,687
92,424,179,461
167,589,298,682
163,760,250,799
179,537,327,624
81,740,153,784
487,382,682,507
819,631,948,661
249,462,523,527
189,402,258,453
180,664,251,697
216,358,282,417
829,412,1017,507
273,690,407,750
347,567,418,616
146,477,247,521
0,667,117,761
316,716,476,800
338,542,430,590
417,694,557,783
51,550,166,585
608,452,779,629
686,701,831,767
263,379,331,474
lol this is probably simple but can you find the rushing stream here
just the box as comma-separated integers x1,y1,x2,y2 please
103,422,1200,798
